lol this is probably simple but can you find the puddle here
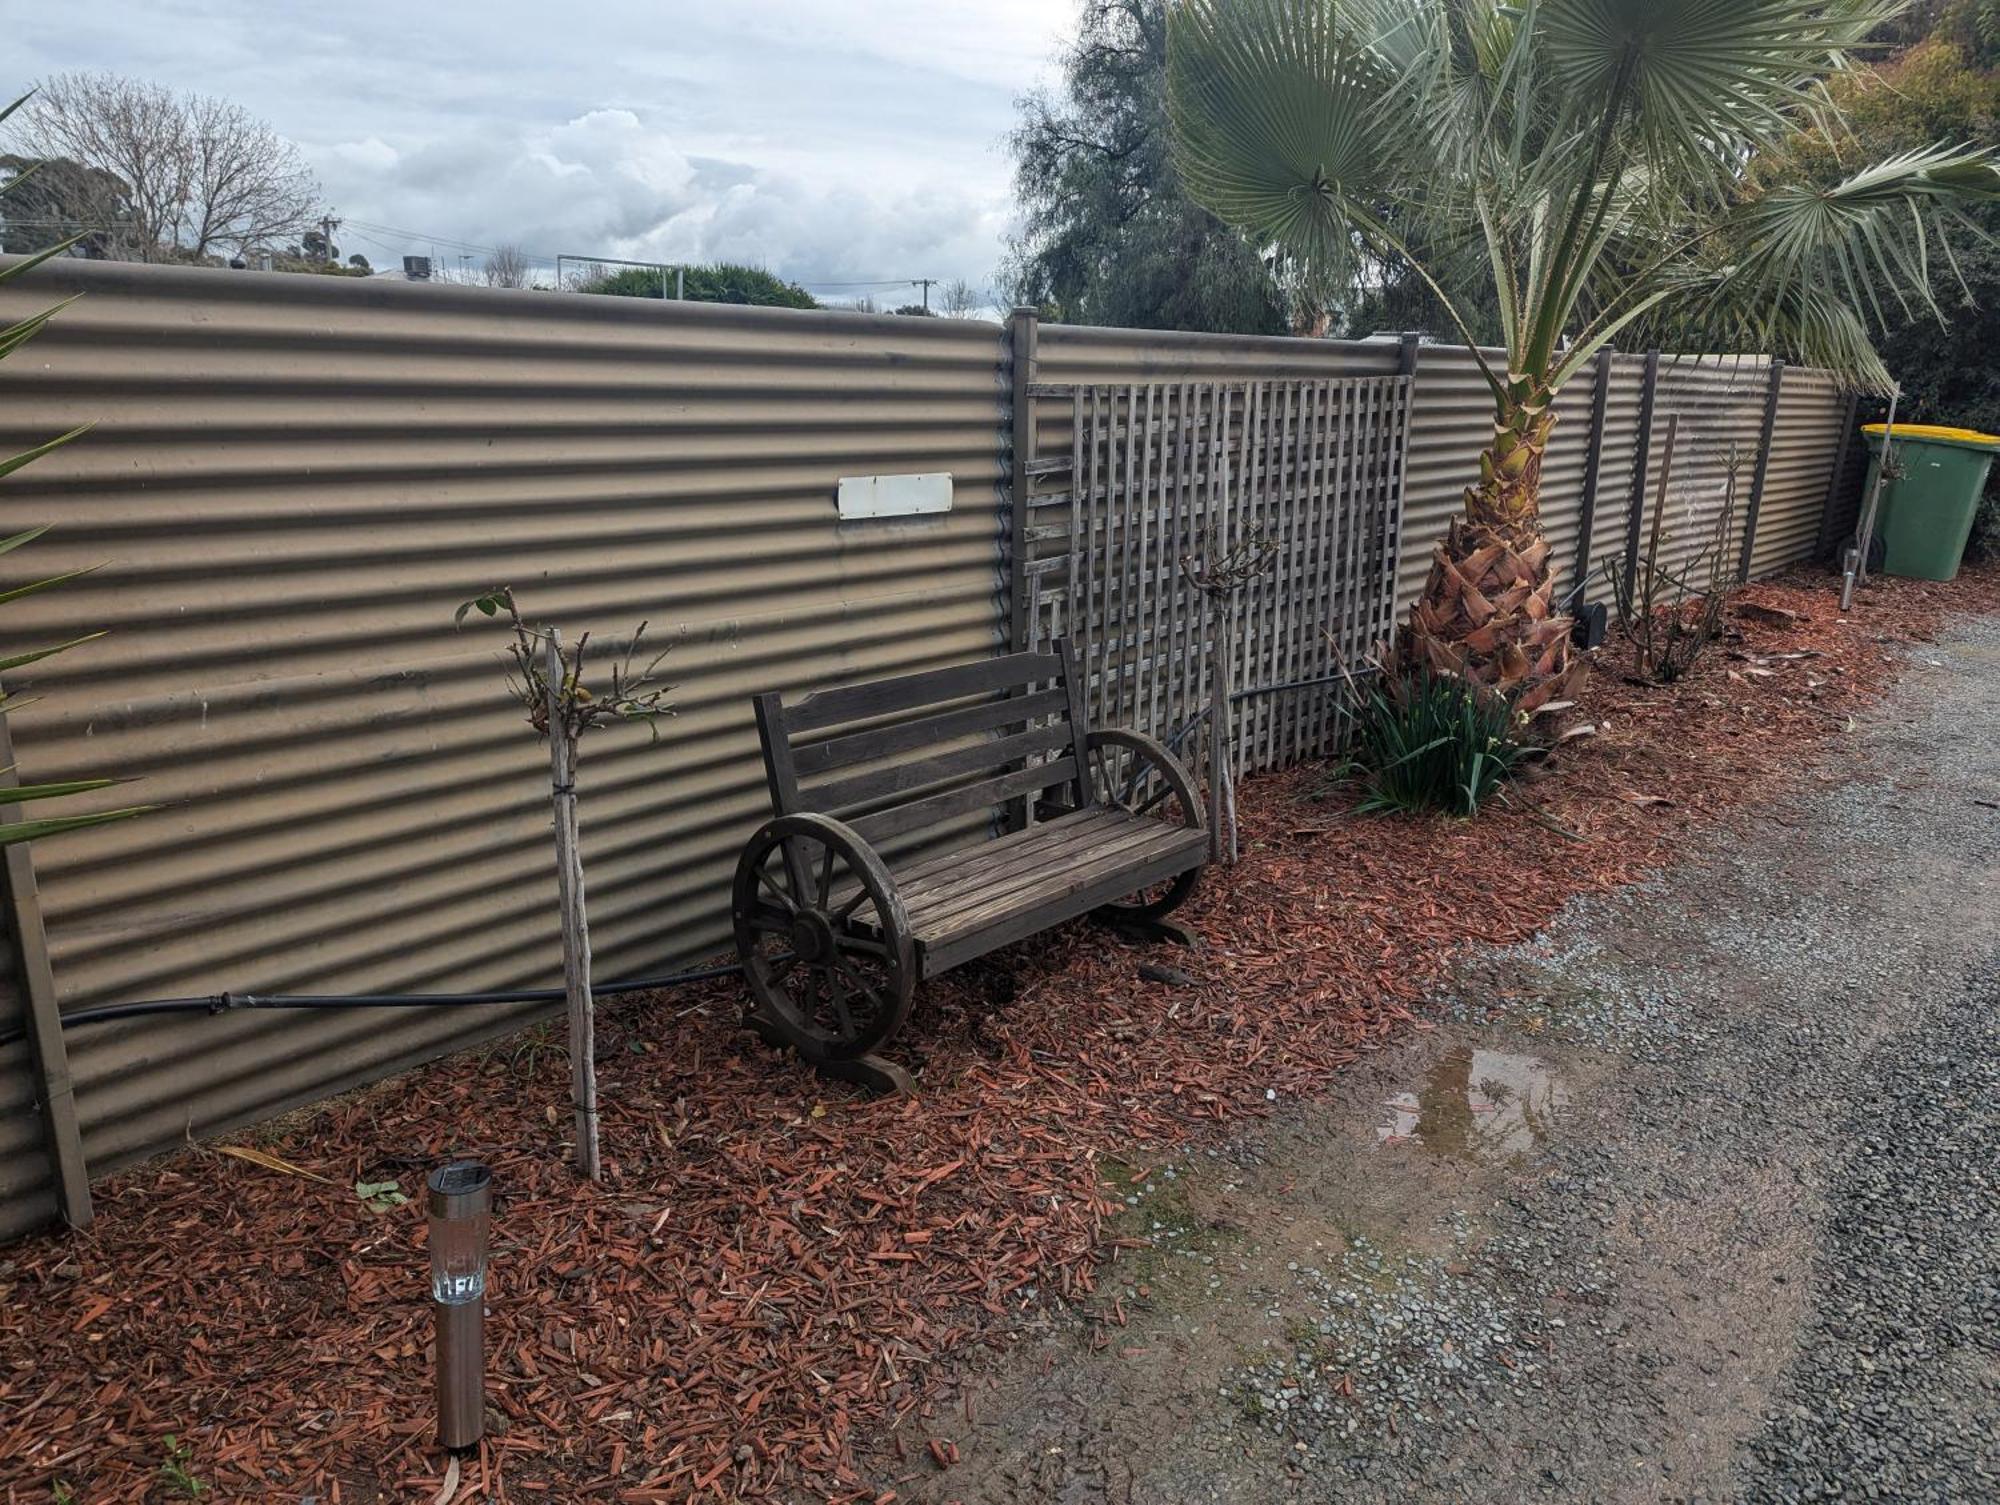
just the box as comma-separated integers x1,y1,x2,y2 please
1377,1048,1571,1162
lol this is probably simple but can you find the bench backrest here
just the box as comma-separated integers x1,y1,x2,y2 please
752,640,1093,848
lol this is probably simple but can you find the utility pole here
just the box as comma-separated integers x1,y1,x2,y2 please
915,277,935,312
318,214,341,263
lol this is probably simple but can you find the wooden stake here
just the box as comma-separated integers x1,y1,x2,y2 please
545,630,600,1181
1208,595,1234,865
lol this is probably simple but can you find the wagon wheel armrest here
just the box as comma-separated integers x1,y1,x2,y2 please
1084,727,1205,832
749,810,902,910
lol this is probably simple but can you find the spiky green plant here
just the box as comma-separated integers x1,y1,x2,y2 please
1166,0,2000,710
1344,669,1524,816
0,91,145,845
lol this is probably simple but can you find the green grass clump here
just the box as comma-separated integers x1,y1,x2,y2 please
1344,670,1523,817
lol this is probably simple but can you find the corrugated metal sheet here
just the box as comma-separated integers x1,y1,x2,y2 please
1582,357,1647,596
1636,355,1773,581
1398,343,1607,612
0,259,1009,1215
1752,367,1851,577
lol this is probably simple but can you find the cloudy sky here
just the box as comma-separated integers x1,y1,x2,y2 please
16,0,1077,302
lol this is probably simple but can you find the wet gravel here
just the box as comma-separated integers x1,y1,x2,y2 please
896,612,2000,1505
1255,614,2000,1499
1739,961,2000,1503
1231,1219,1614,1453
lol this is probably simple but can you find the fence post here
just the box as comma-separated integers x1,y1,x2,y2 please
1571,348,1614,600
0,712,92,1230
1397,330,1421,377
1621,347,1662,600
1815,392,1863,560
1737,359,1786,583
1007,307,1040,656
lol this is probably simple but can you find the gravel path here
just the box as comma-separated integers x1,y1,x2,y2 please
864,610,2000,1504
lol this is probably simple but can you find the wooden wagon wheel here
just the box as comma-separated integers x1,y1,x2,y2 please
1084,727,1204,922
732,813,916,1063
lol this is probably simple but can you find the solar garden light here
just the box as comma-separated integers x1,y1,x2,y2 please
427,1161,492,1452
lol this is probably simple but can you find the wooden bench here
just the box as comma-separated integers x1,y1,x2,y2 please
733,639,1205,1075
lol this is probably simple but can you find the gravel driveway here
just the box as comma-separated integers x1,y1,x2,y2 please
866,610,2000,1504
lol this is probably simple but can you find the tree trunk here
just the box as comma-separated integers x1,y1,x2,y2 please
1398,388,1579,714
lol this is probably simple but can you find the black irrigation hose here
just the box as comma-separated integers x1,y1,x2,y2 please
0,962,743,1051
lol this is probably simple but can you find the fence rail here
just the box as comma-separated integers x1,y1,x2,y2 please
0,261,1859,1239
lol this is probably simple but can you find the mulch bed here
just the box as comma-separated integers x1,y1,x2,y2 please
3,564,1995,1505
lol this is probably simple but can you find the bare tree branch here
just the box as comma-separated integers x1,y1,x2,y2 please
7,72,321,262
484,244,531,288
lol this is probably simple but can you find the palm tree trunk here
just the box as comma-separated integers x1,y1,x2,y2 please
1399,389,1579,714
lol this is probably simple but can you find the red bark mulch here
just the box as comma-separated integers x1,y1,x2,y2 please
3,564,1995,1505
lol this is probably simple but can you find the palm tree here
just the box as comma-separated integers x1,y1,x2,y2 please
1166,0,1999,709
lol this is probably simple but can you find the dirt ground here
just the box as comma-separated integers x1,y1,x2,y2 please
856,612,2000,1504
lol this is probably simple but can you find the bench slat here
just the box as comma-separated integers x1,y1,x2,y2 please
791,686,1067,778
886,807,1117,894
846,758,1077,847
807,722,1075,818
783,651,1064,734
918,831,1207,975
905,816,1184,934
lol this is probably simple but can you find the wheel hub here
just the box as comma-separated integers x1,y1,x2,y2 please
789,909,837,963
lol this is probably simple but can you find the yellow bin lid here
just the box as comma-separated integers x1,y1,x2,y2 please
1861,422,2000,449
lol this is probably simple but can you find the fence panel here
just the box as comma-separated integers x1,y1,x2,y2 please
1639,356,1774,583
0,260,1009,1223
1754,367,1855,576
1029,375,1410,784
0,262,1864,1240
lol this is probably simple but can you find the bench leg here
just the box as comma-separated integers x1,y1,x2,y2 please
744,1009,915,1097
1091,912,1197,947
811,1053,915,1097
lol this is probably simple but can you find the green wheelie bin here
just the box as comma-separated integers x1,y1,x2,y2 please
1859,423,2000,582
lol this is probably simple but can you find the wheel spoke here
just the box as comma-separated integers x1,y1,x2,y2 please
817,842,835,908
822,965,856,1035
755,864,798,914
1132,784,1176,817
831,955,884,1008
834,886,874,922
745,902,793,934
837,933,890,959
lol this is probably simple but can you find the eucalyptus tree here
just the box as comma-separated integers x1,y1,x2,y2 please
1167,0,2000,708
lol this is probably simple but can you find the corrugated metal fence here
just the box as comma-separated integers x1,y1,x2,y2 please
0,263,1011,1237
0,264,1858,1239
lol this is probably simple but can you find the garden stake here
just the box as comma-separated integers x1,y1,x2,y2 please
546,630,601,1181
1183,525,1278,864
1844,385,1899,610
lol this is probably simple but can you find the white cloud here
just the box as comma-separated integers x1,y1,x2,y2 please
11,0,1076,297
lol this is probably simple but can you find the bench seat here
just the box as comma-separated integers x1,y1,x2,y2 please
888,808,1208,974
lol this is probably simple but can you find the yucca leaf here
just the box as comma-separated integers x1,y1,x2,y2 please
0,806,152,847
0,773,126,804
0,631,107,677
0,524,54,559
0,563,103,609
0,425,91,483
0,235,92,289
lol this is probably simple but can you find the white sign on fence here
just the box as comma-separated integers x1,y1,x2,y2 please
837,472,953,519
